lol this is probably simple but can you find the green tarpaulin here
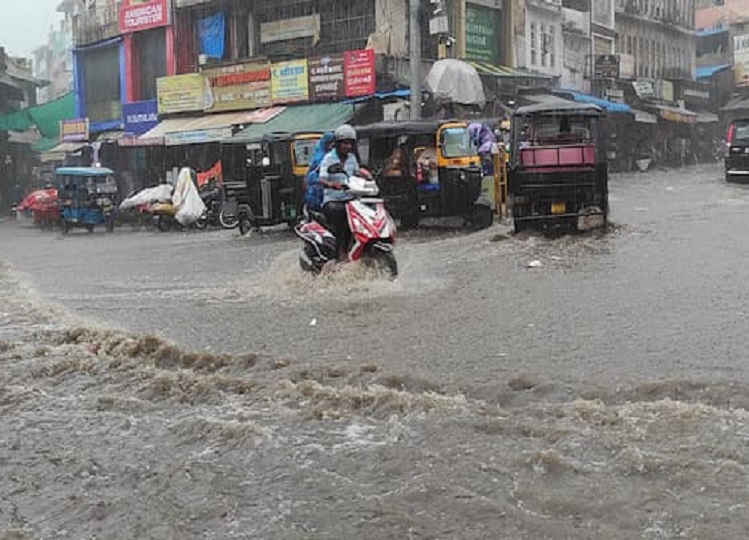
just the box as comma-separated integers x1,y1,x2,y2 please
230,102,355,143
0,92,75,141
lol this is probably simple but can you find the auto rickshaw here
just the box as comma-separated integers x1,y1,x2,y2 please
355,120,492,229
508,102,608,232
55,166,119,234
221,131,321,235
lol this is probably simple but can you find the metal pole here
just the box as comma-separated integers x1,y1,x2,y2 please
589,0,595,94
409,0,421,119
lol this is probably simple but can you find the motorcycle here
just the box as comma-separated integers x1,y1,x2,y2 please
195,179,224,230
294,168,398,278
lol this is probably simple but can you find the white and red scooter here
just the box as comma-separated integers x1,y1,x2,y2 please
294,169,398,278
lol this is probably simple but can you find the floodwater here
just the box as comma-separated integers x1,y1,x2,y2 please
3,163,749,538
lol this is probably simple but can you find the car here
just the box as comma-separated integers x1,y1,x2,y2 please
724,118,749,183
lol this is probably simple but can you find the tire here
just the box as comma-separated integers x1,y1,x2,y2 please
372,249,398,279
85,224,95,233
157,215,171,232
472,203,493,230
194,213,208,230
299,244,321,274
400,211,419,230
238,212,254,236
219,206,239,229
60,219,70,235
105,218,115,233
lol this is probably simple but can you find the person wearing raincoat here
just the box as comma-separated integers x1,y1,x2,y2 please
305,132,335,212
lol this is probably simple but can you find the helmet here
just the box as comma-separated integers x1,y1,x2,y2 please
334,124,357,142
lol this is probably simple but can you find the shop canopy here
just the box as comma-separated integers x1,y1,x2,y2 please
138,107,286,146
552,90,632,114
632,109,658,124
466,60,553,81
696,64,731,80
0,92,75,142
229,102,355,143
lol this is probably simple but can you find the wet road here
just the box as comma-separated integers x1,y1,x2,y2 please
0,162,746,396
5,162,749,539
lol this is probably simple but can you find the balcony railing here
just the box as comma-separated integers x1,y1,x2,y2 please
72,3,121,47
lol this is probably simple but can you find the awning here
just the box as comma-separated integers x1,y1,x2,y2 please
46,141,86,154
523,93,574,107
633,109,658,124
139,107,286,146
722,96,749,112
655,105,698,124
0,74,25,101
7,129,41,145
552,90,632,114
0,92,75,141
696,112,719,123
466,60,553,80
95,130,124,143
696,64,731,79
230,102,355,143
696,27,728,37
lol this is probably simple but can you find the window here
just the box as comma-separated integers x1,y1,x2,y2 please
549,26,556,68
540,24,546,67
530,23,537,65
627,35,632,55
440,127,473,158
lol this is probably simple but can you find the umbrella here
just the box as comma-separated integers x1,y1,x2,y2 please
424,59,486,107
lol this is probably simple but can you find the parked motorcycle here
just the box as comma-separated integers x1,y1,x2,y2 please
195,179,224,230
294,168,398,278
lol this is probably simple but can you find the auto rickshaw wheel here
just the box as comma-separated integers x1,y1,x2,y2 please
85,224,95,233
472,202,494,230
105,218,115,233
157,214,172,232
238,212,255,236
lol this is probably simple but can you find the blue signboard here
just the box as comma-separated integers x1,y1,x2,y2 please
123,100,159,136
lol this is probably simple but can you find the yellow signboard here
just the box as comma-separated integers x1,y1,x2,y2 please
156,73,213,114
271,59,309,104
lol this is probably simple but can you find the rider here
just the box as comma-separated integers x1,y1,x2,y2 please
319,124,360,258
305,131,335,212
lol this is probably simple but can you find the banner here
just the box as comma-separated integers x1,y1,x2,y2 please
308,54,345,101
344,49,376,97
735,34,749,87
202,62,272,112
61,118,89,142
119,0,170,34
197,160,223,187
261,15,320,44
465,4,501,64
271,59,309,104
123,100,158,136
157,73,213,114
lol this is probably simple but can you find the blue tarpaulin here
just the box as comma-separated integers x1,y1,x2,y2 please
552,90,632,114
199,12,225,59
696,27,728,37
696,64,731,79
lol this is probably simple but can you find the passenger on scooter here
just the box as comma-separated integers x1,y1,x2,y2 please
305,131,335,212
319,124,360,258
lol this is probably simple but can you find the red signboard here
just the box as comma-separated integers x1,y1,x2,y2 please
308,54,345,101
119,0,170,34
344,49,376,98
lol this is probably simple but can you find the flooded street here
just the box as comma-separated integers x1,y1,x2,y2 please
3,163,749,538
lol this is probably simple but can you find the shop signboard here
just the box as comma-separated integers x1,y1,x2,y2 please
633,79,656,100
594,54,619,78
119,0,170,34
202,62,272,112
164,126,234,146
123,100,158,136
734,34,749,87
308,54,345,101
344,49,376,97
156,73,213,114
619,54,635,79
261,14,320,44
465,3,501,64
271,59,309,104
61,118,89,142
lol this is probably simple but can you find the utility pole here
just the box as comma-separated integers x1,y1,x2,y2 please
409,0,421,119
589,0,596,95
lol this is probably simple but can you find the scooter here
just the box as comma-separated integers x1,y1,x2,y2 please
294,168,398,278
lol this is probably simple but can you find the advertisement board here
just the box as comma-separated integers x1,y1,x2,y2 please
735,34,749,87
344,49,376,97
202,62,272,112
60,118,89,142
261,15,320,44
465,4,501,64
123,100,158,136
308,54,345,101
119,0,170,34
271,59,309,104
157,74,213,114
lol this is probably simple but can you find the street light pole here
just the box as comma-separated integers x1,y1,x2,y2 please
410,0,422,119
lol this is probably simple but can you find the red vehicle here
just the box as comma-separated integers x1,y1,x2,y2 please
16,188,59,230
508,102,609,232
294,169,397,278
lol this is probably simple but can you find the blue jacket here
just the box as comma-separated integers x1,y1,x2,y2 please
305,132,334,210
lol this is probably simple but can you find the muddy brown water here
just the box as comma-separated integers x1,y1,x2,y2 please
3,164,749,538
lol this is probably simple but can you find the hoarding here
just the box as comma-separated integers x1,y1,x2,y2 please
156,74,213,114
271,60,309,104
119,0,170,34
202,62,272,112
60,118,89,142
344,49,376,97
308,54,345,101
123,100,158,136
734,34,749,87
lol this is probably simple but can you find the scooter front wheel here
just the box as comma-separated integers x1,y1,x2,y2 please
371,249,398,279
